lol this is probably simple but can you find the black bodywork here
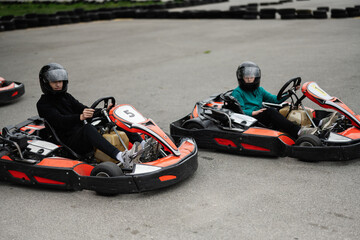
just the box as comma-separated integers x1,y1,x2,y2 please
170,89,360,162
0,81,25,104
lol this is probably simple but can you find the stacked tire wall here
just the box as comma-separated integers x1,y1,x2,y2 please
1,0,360,32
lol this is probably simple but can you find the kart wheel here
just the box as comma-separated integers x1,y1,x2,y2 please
91,162,123,178
295,134,322,147
295,134,322,162
91,162,124,196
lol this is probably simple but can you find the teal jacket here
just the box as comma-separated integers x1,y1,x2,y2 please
231,86,286,116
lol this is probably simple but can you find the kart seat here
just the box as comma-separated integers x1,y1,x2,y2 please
41,120,85,161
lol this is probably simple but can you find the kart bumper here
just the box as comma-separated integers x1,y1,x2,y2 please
170,117,289,157
0,138,198,195
0,81,25,104
81,138,198,194
287,141,360,161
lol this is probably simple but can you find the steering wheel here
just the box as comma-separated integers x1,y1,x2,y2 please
85,97,116,125
220,91,243,114
277,77,301,100
90,96,116,110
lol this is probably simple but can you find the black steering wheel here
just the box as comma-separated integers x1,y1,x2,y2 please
90,96,116,110
220,90,243,114
85,97,116,124
277,77,301,100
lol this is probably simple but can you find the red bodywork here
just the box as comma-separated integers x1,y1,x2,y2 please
302,81,360,128
109,104,179,155
0,113,198,194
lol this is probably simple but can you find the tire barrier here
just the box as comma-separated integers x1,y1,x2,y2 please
313,10,327,19
259,8,277,19
0,0,227,31
346,7,360,17
278,8,296,19
1,1,360,32
331,9,348,19
296,9,313,19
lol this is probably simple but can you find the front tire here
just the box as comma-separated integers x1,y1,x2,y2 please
91,161,123,177
295,134,322,147
91,162,123,195
295,134,322,162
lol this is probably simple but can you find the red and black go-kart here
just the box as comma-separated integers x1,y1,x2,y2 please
170,77,360,162
0,76,25,104
0,97,198,195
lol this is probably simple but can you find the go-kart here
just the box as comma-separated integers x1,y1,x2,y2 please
0,76,25,104
0,97,198,195
170,77,360,162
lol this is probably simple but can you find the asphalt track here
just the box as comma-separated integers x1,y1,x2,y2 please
1,0,360,239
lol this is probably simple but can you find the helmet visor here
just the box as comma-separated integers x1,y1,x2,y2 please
242,67,260,78
44,69,68,82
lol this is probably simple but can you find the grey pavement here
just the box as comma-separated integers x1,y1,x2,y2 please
0,0,360,239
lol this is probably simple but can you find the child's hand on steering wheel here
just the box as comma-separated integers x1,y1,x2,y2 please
80,108,95,121
107,103,113,111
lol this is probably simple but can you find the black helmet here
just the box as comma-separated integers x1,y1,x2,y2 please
39,63,68,95
236,61,261,91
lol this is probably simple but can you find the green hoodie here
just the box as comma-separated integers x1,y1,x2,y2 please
231,86,286,116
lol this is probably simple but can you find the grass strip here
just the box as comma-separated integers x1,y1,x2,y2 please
0,1,167,17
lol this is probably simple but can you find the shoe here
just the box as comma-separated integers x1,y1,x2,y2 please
141,138,161,162
320,112,338,130
299,126,318,136
121,142,143,169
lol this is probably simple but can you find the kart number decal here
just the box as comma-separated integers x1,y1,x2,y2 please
124,110,135,118
307,82,332,101
113,105,146,124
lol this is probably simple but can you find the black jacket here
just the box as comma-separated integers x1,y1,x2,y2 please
37,93,86,143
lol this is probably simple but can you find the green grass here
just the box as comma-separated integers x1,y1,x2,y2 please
0,1,167,17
